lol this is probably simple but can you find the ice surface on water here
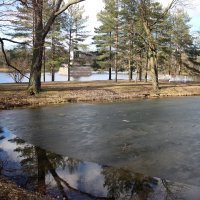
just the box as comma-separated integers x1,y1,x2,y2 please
1,97,200,187
1,127,200,200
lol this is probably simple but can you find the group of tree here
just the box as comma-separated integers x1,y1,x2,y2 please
0,0,200,93
93,0,200,90
0,0,88,92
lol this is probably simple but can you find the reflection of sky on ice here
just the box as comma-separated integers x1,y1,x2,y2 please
0,128,21,162
0,128,107,197
47,159,107,197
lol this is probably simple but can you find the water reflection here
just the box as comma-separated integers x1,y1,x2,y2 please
0,128,200,200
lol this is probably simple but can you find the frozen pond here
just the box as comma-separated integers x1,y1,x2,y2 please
1,71,200,83
1,96,200,189
0,72,129,83
0,128,200,199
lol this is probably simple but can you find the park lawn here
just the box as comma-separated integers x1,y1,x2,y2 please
1,80,200,109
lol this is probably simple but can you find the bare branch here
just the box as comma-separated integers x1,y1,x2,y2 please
43,0,85,39
55,0,85,16
1,38,28,45
0,0,18,6
0,38,29,79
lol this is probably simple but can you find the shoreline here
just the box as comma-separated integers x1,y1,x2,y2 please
0,176,54,200
1,80,200,110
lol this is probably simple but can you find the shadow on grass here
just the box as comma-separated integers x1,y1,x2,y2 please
41,81,152,92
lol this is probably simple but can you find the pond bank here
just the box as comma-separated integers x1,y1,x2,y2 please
0,176,54,200
1,80,200,109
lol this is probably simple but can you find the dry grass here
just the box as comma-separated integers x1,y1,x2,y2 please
0,68,15,73
0,176,54,200
1,80,200,109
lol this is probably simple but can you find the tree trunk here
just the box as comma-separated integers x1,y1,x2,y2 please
35,147,46,194
109,66,112,80
115,56,118,82
168,65,171,75
43,46,46,82
28,41,44,94
51,33,55,82
68,29,72,81
149,48,159,90
128,59,132,81
128,39,133,81
139,52,143,81
139,65,142,81
109,32,112,80
178,53,182,75
115,0,119,83
51,68,55,81
142,18,159,90
28,0,44,94
145,53,148,82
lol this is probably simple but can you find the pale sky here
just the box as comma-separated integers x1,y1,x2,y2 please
158,0,200,32
80,0,200,38
77,0,104,49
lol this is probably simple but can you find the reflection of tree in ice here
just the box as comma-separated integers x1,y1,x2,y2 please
2,135,198,200
102,166,157,200
8,137,112,199
0,127,6,174
0,127,5,140
102,166,192,200
161,179,188,200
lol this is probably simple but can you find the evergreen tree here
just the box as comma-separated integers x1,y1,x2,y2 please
93,25,113,80
137,0,175,90
61,4,89,81
120,0,136,80
170,9,193,75
94,0,122,82
120,0,147,81
28,0,85,94
47,15,65,82
8,1,66,82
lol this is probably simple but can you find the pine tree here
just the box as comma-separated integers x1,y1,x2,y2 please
120,0,147,81
9,1,66,82
137,0,173,90
47,15,65,82
120,0,135,80
93,26,113,80
94,0,122,82
61,4,89,81
170,9,193,75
